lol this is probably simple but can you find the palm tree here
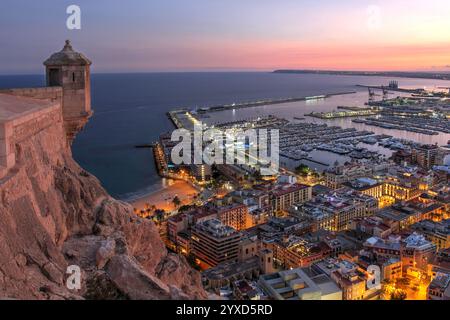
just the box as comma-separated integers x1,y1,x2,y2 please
172,196,181,208
154,209,166,223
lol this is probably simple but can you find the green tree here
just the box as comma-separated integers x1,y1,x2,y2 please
295,164,311,176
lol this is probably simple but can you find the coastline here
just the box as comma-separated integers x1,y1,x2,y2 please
128,179,199,212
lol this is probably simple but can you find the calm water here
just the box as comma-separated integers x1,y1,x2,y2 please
1,72,449,199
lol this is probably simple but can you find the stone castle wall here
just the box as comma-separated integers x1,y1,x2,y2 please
0,85,89,145
0,95,62,180
0,87,63,103
12,103,62,143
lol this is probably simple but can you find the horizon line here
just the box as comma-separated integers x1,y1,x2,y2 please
2,68,450,77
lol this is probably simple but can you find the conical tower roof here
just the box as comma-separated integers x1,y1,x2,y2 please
44,40,91,66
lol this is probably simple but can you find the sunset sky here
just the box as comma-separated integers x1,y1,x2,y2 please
1,0,450,74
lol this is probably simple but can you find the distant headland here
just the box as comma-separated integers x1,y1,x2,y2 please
273,69,450,81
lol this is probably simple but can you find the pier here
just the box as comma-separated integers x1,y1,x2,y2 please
306,109,380,119
194,91,357,114
356,84,424,94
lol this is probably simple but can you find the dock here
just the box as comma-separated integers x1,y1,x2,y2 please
306,109,380,119
194,91,357,114
356,84,424,94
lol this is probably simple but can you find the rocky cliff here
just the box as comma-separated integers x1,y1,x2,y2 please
0,103,206,300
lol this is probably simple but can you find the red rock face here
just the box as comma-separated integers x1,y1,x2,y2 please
0,108,206,300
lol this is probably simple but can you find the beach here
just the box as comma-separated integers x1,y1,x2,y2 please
129,180,199,212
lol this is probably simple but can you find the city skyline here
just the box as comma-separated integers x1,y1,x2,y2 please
0,4,449,302
1,0,450,74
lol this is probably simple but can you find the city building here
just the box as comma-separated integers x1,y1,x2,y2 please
207,199,250,231
202,249,275,290
313,258,381,300
238,236,259,262
428,248,450,278
411,219,450,250
191,164,212,184
382,176,422,202
294,188,378,232
263,235,333,269
377,200,444,231
379,258,403,282
202,256,261,290
343,177,384,200
401,233,437,273
258,268,342,300
364,233,436,273
270,183,312,216
427,272,450,300
233,280,263,300
349,216,394,238
231,189,272,227
412,144,441,170
191,219,241,267
325,163,373,189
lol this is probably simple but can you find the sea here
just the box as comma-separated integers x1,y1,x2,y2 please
1,72,449,200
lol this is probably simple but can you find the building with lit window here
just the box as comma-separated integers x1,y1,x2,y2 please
270,183,313,216
191,219,241,268
412,219,450,250
377,200,444,231
412,144,441,170
205,199,251,231
191,164,212,183
325,163,373,189
427,272,450,300
295,188,378,232
364,233,436,273
262,235,333,269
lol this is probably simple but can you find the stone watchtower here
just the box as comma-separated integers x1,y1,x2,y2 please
44,40,92,143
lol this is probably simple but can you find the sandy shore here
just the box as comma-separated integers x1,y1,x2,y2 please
129,180,199,212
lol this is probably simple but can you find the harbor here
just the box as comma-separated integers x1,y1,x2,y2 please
163,85,450,173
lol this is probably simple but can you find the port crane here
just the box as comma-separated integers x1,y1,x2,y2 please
368,87,382,103
382,87,389,101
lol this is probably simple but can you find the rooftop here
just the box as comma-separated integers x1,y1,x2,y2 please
202,256,259,280
193,219,238,238
259,268,341,300
271,183,310,197
44,40,92,66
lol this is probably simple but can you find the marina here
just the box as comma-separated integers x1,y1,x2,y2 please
164,85,450,174
353,117,446,136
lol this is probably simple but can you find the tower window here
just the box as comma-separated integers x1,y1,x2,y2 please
72,72,76,82
48,68,61,86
